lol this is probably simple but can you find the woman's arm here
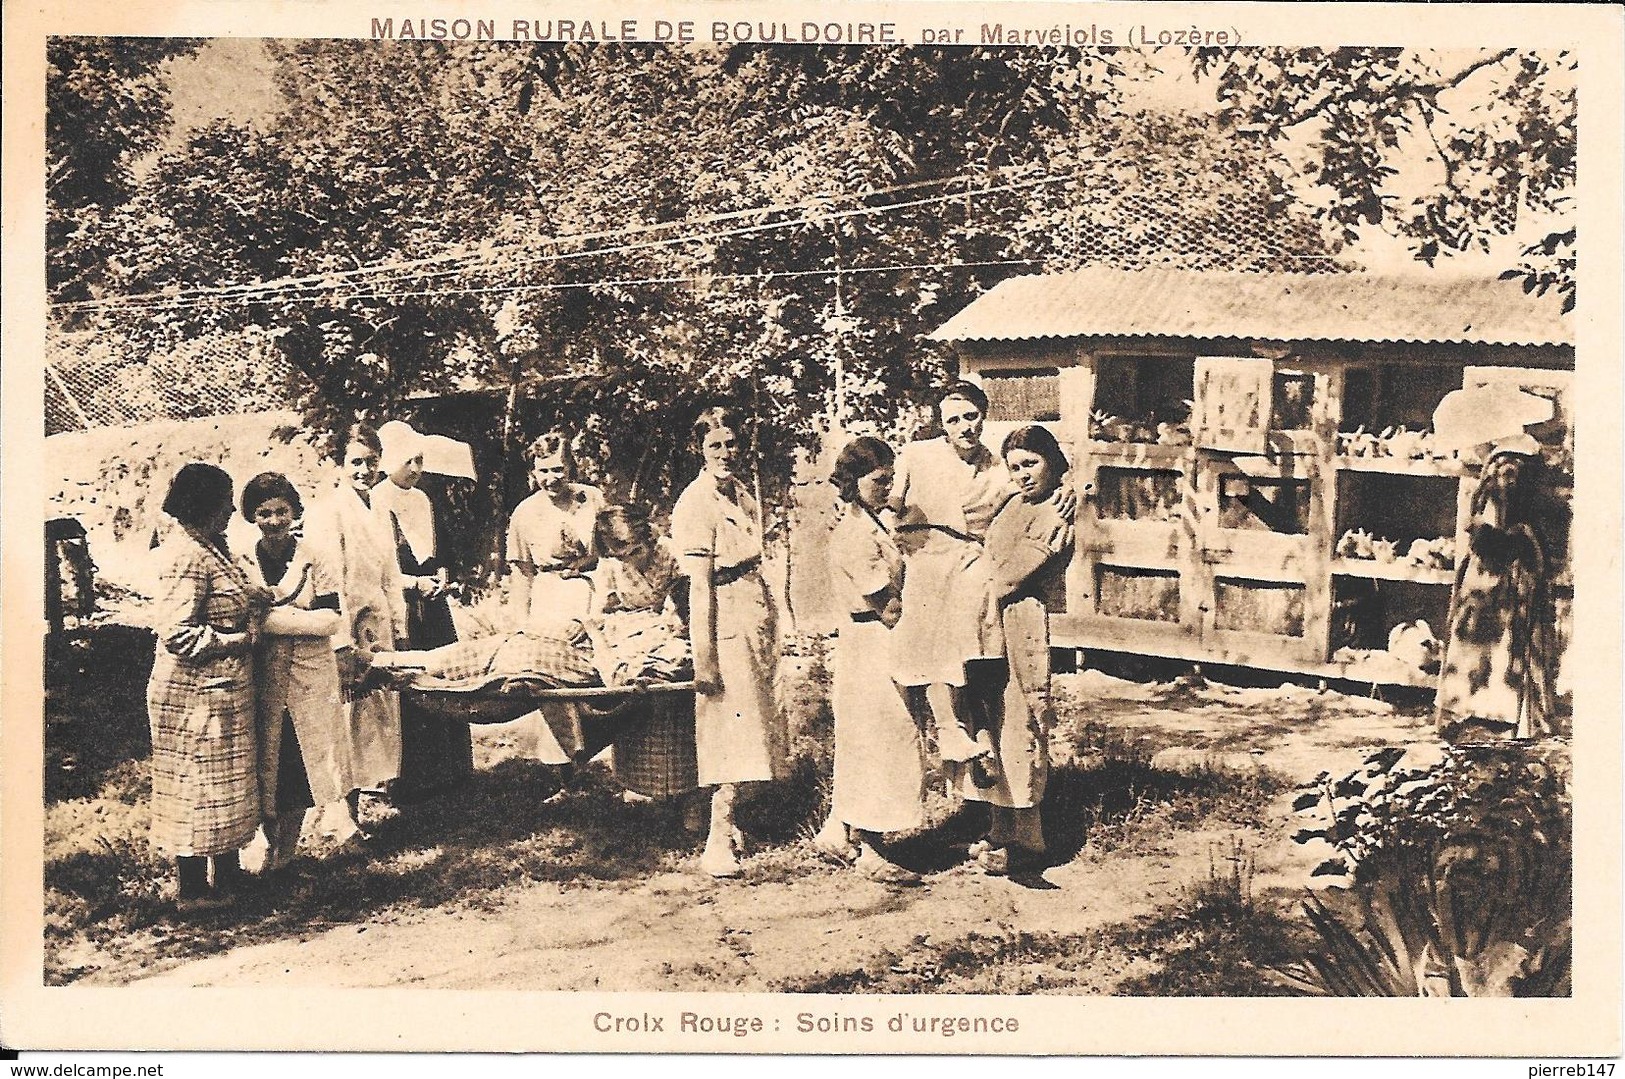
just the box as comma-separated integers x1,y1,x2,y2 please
987,504,1071,601
262,604,343,637
682,552,721,693
672,490,721,692
152,548,249,661
504,512,534,625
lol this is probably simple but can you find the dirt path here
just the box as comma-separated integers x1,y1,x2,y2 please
111,822,1244,990
77,670,1434,992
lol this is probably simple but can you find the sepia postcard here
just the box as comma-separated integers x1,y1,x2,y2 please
2,0,1621,1058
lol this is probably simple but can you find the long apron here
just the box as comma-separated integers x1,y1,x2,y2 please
890,529,997,687
248,541,350,808
832,617,926,832
696,569,785,786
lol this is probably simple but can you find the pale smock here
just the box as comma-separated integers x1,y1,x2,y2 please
888,436,1014,687
242,537,351,808
506,483,604,629
501,483,605,758
305,485,408,792
827,506,926,834
671,472,786,786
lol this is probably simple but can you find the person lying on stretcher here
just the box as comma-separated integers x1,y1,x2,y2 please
371,503,692,692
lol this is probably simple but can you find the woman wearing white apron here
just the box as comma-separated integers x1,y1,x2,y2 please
672,407,787,877
305,424,408,835
239,472,350,871
502,431,605,766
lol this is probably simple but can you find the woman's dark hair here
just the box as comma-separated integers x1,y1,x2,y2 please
336,422,384,464
692,406,745,451
241,472,303,523
830,436,895,505
161,462,235,530
594,503,656,554
1001,425,1070,484
936,380,989,417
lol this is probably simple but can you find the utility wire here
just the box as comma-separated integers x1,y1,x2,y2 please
93,258,1041,311
57,165,1082,314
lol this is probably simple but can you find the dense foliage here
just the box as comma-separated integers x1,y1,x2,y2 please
50,47,1329,448
1192,47,1577,309
1284,741,1572,996
47,43,1574,566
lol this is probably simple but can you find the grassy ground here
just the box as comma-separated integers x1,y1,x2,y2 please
45,630,1407,990
41,633,1319,988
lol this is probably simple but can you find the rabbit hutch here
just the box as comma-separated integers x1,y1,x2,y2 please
930,267,1574,689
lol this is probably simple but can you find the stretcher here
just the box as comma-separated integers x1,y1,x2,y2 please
401,679,697,784
404,677,694,726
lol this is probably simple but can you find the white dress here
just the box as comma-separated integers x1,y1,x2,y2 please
671,472,786,786
828,507,926,833
305,485,407,792
242,537,351,807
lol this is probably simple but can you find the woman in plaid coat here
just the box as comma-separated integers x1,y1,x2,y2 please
147,463,271,912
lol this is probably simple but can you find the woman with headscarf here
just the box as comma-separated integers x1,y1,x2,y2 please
147,462,271,912
373,421,458,648
373,420,472,801
957,425,1073,876
1436,435,1563,741
239,472,349,873
671,407,787,877
304,423,409,836
811,436,925,884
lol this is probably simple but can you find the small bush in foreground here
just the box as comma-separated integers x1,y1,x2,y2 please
1281,740,1571,997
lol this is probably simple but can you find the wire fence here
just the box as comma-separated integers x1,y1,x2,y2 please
45,330,308,435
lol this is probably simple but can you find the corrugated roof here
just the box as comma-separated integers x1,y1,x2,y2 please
929,267,1571,347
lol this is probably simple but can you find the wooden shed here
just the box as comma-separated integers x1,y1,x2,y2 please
930,267,1574,689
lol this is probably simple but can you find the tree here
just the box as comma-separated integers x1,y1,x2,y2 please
1191,48,1576,310
47,38,204,306
50,42,1347,577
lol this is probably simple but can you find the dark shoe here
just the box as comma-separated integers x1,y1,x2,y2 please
970,756,1000,789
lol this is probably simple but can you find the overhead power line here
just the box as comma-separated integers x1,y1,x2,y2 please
55,164,1086,315
88,258,1043,311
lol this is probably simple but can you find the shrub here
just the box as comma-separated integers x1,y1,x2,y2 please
1281,740,1571,996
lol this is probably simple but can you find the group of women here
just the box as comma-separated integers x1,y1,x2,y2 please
146,422,460,912
812,382,1074,881
144,384,1073,911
